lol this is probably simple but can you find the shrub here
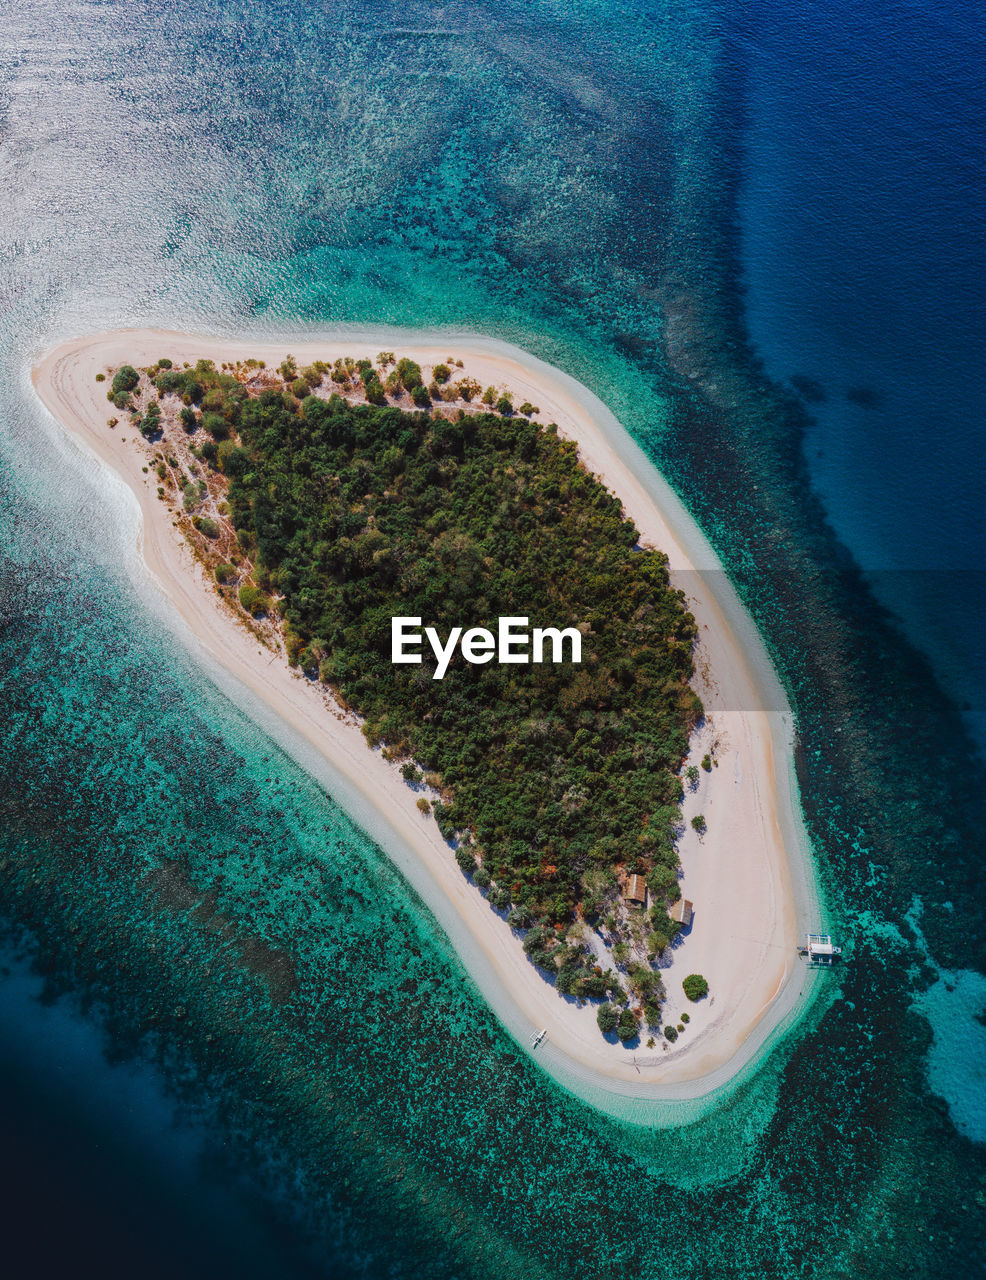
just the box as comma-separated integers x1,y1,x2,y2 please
139,404,162,438
701,753,712,772
432,363,451,384
365,376,386,406
627,962,660,1000
682,973,709,1002
401,762,422,783
496,397,513,416
617,1008,638,1041
690,814,706,834
157,370,188,396
214,440,237,473
650,904,681,943
685,764,700,787
214,562,236,584
396,357,422,390
454,377,479,402
157,358,173,369
663,1025,678,1043
522,925,553,956
581,894,601,923
194,515,220,540
95,373,105,382
646,931,669,958
202,411,230,440
647,864,679,898
416,797,431,814
488,885,511,911
473,866,491,890
680,1011,690,1023
507,905,533,930
455,847,476,875
238,583,269,616
518,401,539,416
411,385,430,408
179,407,198,432
220,446,251,481
111,365,139,395
290,378,309,400
596,1003,619,1035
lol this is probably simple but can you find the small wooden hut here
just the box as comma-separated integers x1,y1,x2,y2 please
625,873,648,906
670,898,694,928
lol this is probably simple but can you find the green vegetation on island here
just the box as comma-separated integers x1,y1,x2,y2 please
110,353,702,1027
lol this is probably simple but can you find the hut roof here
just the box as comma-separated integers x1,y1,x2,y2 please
625,873,648,904
670,898,694,926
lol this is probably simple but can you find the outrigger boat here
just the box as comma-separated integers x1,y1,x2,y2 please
530,1027,547,1049
798,932,843,966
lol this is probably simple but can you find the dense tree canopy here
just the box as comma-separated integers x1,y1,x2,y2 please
217,387,700,933
126,353,700,1012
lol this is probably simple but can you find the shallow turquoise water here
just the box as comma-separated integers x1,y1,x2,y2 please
0,1,984,1276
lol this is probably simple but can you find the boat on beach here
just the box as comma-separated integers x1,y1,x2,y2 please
798,933,842,966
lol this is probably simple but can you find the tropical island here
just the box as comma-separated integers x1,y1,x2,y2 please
34,329,815,1100
105,345,702,1040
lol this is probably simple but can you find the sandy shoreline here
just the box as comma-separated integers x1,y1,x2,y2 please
32,325,822,1112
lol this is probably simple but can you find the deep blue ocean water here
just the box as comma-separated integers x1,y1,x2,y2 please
0,2,984,1277
734,0,986,737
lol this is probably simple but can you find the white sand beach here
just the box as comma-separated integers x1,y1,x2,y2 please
32,326,821,1108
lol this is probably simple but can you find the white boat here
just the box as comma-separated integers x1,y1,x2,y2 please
530,1027,547,1048
799,932,843,965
